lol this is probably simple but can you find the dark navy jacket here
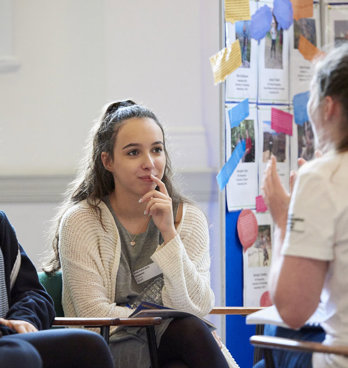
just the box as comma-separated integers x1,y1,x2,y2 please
0,211,55,336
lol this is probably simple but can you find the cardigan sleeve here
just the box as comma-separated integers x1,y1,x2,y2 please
151,204,215,317
59,204,132,320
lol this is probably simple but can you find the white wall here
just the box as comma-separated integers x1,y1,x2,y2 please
0,0,220,175
0,0,223,324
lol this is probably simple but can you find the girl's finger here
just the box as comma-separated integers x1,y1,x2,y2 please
140,190,167,204
298,157,306,167
144,197,170,215
147,202,171,217
0,318,8,326
150,174,168,195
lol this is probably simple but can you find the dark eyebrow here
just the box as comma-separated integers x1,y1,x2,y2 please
122,141,164,150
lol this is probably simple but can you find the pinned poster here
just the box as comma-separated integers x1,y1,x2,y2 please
258,0,290,104
210,40,242,84
243,212,274,307
323,4,348,47
273,0,293,30
290,104,316,171
226,103,258,211
258,105,290,194
225,0,250,23
289,3,321,99
271,108,293,136
291,0,313,21
226,0,259,102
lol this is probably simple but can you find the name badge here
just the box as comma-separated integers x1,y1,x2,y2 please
133,262,162,284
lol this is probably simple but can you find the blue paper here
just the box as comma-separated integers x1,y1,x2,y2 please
273,0,293,30
216,141,246,191
250,5,273,41
228,99,249,128
293,91,310,126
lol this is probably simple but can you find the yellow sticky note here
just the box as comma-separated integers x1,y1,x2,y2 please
298,35,324,62
225,0,250,23
291,0,313,21
209,40,242,85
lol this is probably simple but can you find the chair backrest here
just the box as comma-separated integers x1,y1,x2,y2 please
38,270,64,317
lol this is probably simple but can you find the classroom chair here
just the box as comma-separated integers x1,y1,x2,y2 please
38,271,161,368
249,334,348,368
39,271,263,367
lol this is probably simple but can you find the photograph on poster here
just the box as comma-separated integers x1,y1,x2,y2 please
264,16,283,69
258,2,289,104
334,20,348,46
236,20,251,68
324,5,348,46
294,18,317,48
231,119,255,163
289,3,320,99
247,225,272,268
262,121,286,163
225,105,258,211
258,107,290,194
297,121,315,161
225,0,258,102
243,212,273,307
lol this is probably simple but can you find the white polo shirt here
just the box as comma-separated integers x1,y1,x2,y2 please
282,151,348,368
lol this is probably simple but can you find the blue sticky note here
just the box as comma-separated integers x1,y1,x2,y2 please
250,5,272,41
216,141,246,191
273,0,293,30
293,91,310,126
228,99,249,128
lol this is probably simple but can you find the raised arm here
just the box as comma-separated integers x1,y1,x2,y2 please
151,203,215,317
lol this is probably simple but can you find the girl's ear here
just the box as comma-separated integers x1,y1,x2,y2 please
101,152,112,171
323,96,344,132
323,96,336,122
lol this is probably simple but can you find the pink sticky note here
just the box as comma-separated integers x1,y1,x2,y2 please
237,209,258,252
256,195,268,213
271,108,293,136
260,291,273,307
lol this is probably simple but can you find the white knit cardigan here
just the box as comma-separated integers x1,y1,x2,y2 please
59,200,215,322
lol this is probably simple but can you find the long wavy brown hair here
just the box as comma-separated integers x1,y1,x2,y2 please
43,100,186,274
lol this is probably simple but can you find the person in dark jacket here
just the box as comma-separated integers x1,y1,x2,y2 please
0,210,114,368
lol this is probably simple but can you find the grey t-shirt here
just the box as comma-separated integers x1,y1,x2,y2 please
103,196,178,308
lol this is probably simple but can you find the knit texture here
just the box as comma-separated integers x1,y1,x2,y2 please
59,200,215,328
0,247,9,318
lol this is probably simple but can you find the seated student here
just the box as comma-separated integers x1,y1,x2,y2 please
44,100,238,368
0,211,114,368
256,43,348,368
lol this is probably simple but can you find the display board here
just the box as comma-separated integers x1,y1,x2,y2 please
219,1,348,366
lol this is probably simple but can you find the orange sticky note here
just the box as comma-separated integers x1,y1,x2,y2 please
298,35,324,62
209,40,242,85
225,0,251,23
290,0,313,21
